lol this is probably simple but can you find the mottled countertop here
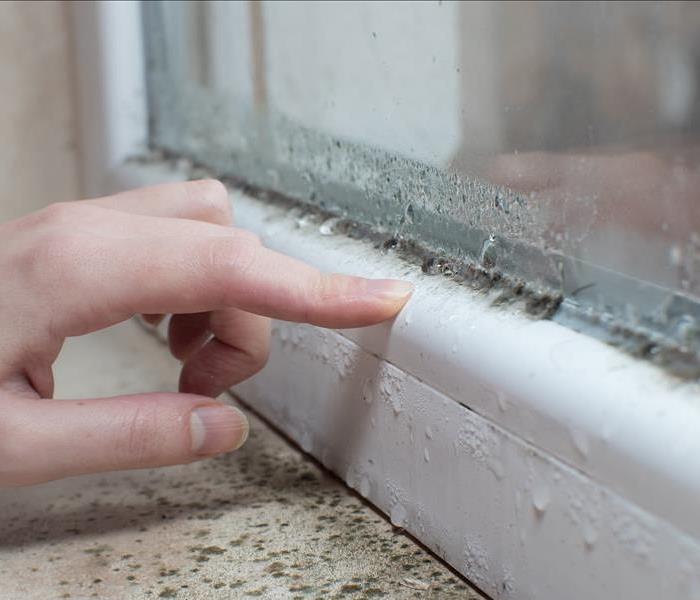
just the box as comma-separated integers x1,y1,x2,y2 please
0,321,485,600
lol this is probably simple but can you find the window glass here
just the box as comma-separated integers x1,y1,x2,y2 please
144,0,700,376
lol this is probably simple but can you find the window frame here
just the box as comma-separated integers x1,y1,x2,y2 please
72,3,700,599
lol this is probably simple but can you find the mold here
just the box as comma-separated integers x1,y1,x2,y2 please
134,147,700,379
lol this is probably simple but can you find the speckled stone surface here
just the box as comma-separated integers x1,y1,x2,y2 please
0,321,486,599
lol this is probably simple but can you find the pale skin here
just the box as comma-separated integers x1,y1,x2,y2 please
0,180,413,487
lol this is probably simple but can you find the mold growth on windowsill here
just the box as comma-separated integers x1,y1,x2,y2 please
129,150,700,381
131,150,563,320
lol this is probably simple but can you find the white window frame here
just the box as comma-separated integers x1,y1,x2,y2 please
72,3,700,599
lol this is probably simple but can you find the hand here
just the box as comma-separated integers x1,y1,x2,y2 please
0,180,412,486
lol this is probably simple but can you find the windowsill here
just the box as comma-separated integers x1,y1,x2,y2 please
115,160,700,600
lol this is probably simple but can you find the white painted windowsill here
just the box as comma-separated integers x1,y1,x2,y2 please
115,161,700,600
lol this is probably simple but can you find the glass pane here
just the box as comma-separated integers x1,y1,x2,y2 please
143,0,700,376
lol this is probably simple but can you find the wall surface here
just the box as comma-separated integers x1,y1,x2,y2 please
0,1,79,222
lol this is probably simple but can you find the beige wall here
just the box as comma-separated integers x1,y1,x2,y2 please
0,1,80,222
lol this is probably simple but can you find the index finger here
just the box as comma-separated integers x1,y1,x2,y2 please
47,212,413,336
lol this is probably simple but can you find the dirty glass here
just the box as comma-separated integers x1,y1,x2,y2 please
143,0,700,376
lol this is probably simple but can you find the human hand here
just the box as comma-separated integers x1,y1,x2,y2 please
0,180,412,486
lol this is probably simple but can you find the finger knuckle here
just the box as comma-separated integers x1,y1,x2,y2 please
17,204,108,287
33,202,69,225
205,232,261,274
37,229,77,260
298,272,332,323
34,201,86,227
197,178,228,201
246,340,270,374
186,179,232,224
312,271,338,306
113,404,162,468
13,230,80,293
47,227,93,275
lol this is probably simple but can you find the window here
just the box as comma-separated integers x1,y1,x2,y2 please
143,0,700,377
70,4,700,598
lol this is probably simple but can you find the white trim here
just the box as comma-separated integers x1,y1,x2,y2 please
236,192,700,543
73,5,700,599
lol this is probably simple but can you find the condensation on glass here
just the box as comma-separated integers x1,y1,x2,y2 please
143,0,700,375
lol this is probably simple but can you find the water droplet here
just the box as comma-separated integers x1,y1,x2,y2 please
346,470,356,489
479,234,497,269
425,426,434,439
532,484,550,514
450,343,458,354
391,397,403,415
362,378,374,404
300,432,313,453
319,217,340,236
390,503,408,527
370,417,376,428
359,476,371,498
423,448,430,462
295,214,313,228
488,458,505,480
582,521,598,549
669,243,683,267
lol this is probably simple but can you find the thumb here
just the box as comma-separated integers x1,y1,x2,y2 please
0,393,249,487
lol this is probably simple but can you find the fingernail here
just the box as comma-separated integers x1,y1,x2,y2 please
365,279,414,301
190,404,249,456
